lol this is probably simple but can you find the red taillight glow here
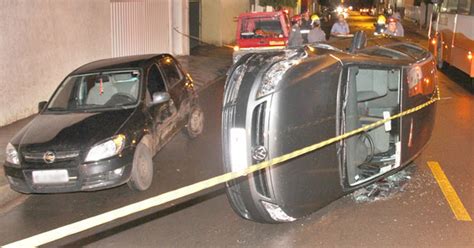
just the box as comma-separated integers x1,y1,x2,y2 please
468,51,473,60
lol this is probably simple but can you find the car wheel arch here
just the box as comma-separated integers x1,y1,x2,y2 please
138,133,155,155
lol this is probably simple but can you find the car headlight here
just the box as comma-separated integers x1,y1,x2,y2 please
256,53,306,99
6,143,20,165
85,134,126,162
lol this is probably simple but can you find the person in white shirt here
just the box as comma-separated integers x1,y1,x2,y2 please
331,14,350,36
308,15,326,43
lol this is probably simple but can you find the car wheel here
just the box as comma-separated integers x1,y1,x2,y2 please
185,106,204,139
128,142,153,191
436,37,444,69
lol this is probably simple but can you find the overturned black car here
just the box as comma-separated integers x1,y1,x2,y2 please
222,33,438,223
4,54,204,193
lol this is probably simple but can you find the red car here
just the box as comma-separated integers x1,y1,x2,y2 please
233,11,290,62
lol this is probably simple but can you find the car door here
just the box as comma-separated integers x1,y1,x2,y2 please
158,56,189,127
145,63,175,149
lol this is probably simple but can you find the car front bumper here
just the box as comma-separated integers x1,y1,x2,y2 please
3,150,134,193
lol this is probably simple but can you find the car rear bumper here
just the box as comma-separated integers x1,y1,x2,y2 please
3,152,134,193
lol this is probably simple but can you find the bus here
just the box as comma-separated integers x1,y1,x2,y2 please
428,0,474,87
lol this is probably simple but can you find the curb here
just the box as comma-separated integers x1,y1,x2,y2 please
196,75,227,94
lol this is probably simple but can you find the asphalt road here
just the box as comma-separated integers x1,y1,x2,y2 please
0,12,473,248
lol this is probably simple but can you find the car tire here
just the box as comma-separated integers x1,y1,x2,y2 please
185,105,204,139
436,37,444,69
128,142,153,191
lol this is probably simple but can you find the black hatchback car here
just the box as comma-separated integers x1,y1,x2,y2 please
4,54,204,193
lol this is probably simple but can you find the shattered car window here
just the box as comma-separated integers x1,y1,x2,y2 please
241,16,284,39
352,165,415,203
47,70,140,112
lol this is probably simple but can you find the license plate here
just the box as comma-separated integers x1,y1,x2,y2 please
32,170,69,184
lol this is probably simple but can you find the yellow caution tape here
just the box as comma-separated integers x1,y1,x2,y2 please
3,87,441,248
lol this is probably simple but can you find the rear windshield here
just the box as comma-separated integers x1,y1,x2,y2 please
360,47,411,59
388,44,429,59
240,15,285,39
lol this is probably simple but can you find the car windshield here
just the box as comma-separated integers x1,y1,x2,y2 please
240,15,284,39
46,70,141,112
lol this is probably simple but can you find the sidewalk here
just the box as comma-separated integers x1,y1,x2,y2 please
0,45,232,208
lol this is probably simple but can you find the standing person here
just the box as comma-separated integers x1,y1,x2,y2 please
384,17,404,37
300,11,312,43
330,14,350,36
288,15,304,47
374,15,386,35
308,15,326,43
390,12,405,37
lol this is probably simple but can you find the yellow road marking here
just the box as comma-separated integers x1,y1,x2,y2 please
427,161,472,221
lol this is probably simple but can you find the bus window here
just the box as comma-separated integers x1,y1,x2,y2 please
441,0,459,13
457,0,472,15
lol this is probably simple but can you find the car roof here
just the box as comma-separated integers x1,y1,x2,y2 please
238,11,284,18
71,54,168,75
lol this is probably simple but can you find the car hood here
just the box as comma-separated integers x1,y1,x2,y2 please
14,109,135,153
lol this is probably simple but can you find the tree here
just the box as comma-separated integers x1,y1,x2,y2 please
259,0,297,10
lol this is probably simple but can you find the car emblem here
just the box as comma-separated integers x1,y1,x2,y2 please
252,146,267,162
43,151,56,164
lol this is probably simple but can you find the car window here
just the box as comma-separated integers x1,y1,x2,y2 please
47,70,141,112
360,47,410,59
388,44,428,59
159,57,183,87
240,15,284,39
147,64,167,99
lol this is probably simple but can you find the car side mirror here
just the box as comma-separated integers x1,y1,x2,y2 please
349,30,367,53
38,101,47,113
151,92,170,105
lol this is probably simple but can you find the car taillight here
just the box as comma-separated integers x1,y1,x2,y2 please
468,51,472,61
407,66,423,97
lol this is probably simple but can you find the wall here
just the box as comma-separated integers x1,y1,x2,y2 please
220,0,250,45
202,0,249,46
0,0,111,126
110,0,174,57
202,0,223,46
172,0,190,55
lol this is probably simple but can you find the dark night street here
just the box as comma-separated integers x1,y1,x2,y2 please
0,10,472,248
